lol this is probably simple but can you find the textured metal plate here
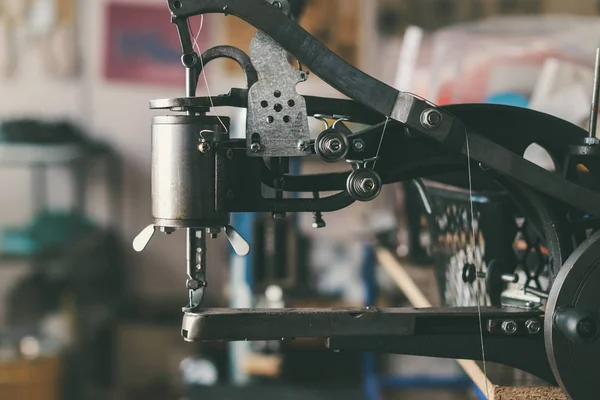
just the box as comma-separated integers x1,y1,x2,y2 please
246,31,311,157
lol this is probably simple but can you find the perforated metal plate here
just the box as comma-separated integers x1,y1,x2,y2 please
246,31,311,157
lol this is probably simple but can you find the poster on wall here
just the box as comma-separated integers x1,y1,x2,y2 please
104,2,209,86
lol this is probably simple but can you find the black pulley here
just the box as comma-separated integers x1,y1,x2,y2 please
545,230,600,400
315,128,349,162
346,168,381,202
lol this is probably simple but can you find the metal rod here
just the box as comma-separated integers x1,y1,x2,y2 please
186,67,196,98
524,287,549,299
186,228,197,280
589,48,600,138
186,228,207,308
186,65,197,116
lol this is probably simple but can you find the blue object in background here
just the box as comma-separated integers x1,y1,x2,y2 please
485,92,529,108
475,385,488,400
0,211,97,255
360,245,476,400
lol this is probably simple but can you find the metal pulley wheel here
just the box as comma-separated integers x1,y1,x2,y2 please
346,168,382,202
545,230,600,400
315,128,349,163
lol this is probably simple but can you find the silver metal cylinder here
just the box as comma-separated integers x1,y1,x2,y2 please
152,115,230,228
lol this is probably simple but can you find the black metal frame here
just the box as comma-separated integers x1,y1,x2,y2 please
140,1,600,395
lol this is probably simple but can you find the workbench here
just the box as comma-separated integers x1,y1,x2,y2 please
375,247,568,400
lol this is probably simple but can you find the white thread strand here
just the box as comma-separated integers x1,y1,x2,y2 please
373,117,390,169
189,16,229,133
465,132,490,398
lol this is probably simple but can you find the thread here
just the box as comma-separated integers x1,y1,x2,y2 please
465,131,490,399
188,16,229,133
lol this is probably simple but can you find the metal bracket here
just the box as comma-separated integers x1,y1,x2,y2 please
246,31,311,157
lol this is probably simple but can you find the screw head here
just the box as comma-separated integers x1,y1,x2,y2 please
198,142,211,153
329,139,342,152
360,177,376,193
250,143,261,153
298,140,309,151
272,212,286,220
577,318,598,339
186,279,201,290
420,109,443,129
502,320,518,335
226,149,234,159
353,139,365,151
526,319,541,334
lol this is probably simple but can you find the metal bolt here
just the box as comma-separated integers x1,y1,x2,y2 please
312,212,326,229
186,279,201,290
577,318,597,339
502,320,518,335
420,109,443,129
329,138,342,152
526,319,541,334
160,227,176,235
525,301,535,308
300,72,308,81
298,140,309,151
250,143,261,153
359,177,376,193
198,142,211,153
226,149,234,160
353,139,365,151
272,212,286,220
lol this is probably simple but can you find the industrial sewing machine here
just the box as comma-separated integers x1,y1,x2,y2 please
132,1,600,398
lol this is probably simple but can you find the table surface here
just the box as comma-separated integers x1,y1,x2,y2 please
375,247,568,400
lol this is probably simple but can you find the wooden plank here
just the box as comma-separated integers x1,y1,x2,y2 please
375,247,568,400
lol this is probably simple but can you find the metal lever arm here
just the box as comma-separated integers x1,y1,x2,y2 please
181,307,553,383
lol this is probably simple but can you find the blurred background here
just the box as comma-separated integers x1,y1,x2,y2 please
0,0,599,399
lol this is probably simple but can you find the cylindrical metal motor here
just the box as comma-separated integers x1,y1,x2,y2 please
152,115,230,228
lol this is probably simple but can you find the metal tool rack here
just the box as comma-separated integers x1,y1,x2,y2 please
0,136,124,399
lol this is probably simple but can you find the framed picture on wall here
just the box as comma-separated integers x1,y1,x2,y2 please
103,2,209,86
